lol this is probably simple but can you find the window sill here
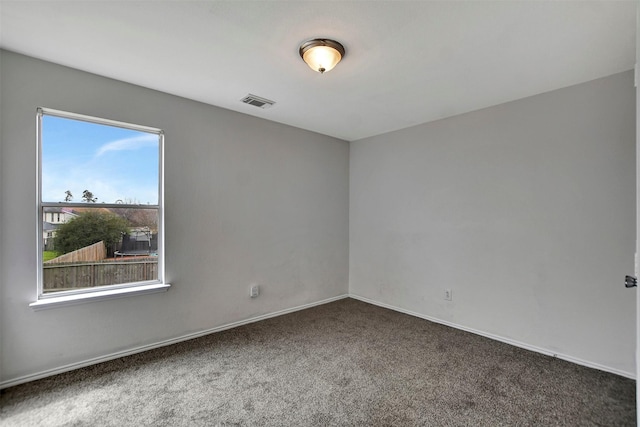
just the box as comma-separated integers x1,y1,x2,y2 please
29,283,171,311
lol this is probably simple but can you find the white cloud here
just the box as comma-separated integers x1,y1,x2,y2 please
96,134,158,157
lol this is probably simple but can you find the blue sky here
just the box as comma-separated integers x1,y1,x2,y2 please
42,115,159,204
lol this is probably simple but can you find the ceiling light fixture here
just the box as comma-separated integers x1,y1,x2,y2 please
299,39,345,74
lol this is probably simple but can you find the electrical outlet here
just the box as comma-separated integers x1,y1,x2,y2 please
250,285,260,298
444,289,452,301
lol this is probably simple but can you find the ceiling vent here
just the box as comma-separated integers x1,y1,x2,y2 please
241,94,275,109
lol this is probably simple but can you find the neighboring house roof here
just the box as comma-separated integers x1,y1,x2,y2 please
43,222,59,231
43,206,113,216
43,206,77,216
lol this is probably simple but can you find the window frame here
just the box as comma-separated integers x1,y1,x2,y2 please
32,108,169,309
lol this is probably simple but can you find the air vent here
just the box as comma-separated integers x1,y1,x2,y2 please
241,94,275,109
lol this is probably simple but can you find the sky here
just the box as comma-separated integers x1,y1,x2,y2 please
41,115,160,205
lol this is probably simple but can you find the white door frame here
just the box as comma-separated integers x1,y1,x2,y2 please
636,3,639,422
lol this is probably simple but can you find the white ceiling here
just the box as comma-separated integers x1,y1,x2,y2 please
0,1,636,141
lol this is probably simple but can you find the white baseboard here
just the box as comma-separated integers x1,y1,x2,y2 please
2,292,632,389
0,294,349,390
349,293,635,380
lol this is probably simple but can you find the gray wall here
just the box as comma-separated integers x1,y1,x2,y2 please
1,49,635,384
350,71,636,376
0,50,350,384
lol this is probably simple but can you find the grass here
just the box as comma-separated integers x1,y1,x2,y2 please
43,251,60,262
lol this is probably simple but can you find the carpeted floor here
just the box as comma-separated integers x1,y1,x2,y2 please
0,298,636,426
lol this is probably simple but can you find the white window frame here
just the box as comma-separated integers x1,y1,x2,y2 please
31,108,169,310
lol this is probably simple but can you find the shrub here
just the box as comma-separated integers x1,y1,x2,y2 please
54,211,129,255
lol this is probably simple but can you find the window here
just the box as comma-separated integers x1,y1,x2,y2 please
33,108,168,308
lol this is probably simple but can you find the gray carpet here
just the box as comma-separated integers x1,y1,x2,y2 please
0,298,635,426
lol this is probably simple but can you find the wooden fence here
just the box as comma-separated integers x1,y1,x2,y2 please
45,241,106,264
43,257,158,292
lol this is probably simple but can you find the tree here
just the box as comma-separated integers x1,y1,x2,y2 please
82,190,97,203
111,198,158,230
54,211,129,255
64,190,73,202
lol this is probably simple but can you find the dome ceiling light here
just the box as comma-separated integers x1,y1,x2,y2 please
299,39,345,74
